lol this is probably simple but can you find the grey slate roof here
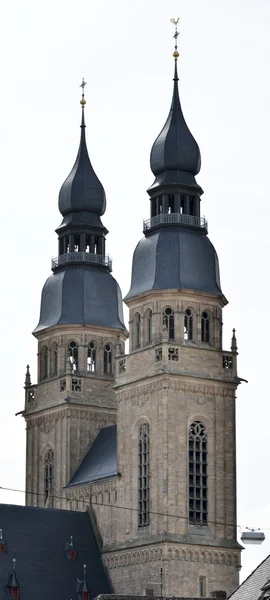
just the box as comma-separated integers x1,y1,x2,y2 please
125,227,223,300
67,425,117,487
0,503,112,600
34,265,125,333
59,107,106,219
229,554,270,600
149,61,201,191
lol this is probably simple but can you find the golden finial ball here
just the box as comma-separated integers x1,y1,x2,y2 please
173,50,179,59
80,98,86,106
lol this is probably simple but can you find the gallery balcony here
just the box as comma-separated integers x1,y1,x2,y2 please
143,213,208,234
51,251,113,272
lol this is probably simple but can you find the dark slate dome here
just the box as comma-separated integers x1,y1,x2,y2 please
125,228,223,300
58,109,106,218
34,266,125,333
149,62,201,189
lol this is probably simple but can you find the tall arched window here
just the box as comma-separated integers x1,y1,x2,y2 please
44,449,54,505
184,308,193,341
67,340,78,371
104,344,112,375
189,421,208,525
138,423,150,528
145,309,152,344
163,307,175,340
51,342,58,377
87,341,96,373
201,311,210,343
40,345,48,380
134,313,141,349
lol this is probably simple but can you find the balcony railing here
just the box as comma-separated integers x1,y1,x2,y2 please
51,252,112,271
143,213,208,234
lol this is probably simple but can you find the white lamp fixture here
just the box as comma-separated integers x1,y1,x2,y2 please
240,528,265,545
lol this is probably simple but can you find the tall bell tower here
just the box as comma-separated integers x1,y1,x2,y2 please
24,81,127,509
108,23,241,599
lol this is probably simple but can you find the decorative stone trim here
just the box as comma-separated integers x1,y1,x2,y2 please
26,409,117,429
117,380,235,403
103,547,239,569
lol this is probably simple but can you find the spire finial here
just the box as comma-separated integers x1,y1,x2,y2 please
80,78,87,106
170,18,180,61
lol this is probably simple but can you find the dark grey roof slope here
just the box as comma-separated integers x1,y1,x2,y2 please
229,554,270,600
149,61,201,191
59,105,106,219
125,227,223,300
0,503,111,600
34,266,125,333
67,425,117,487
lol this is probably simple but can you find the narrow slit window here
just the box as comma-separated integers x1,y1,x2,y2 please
145,309,152,344
51,342,58,377
104,344,112,375
44,449,54,506
40,345,48,380
134,313,141,348
201,311,210,343
189,422,208,525
138,423,150,528
184,309,193,341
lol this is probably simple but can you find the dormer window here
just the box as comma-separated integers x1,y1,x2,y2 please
66,536,77,560
6,559,20,599
10,588,19,599
0,528,7,553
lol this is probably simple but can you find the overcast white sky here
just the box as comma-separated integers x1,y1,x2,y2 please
0,0,269,585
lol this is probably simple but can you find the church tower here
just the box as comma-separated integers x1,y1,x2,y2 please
108,26,241,598
24,83,127,509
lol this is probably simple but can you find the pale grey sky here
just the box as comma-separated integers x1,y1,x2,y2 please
0,0,269,584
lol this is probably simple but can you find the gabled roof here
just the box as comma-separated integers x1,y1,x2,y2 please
229,554,270,600
67,425,117,487
0,503,111,600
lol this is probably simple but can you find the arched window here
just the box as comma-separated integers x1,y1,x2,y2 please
87,341,96,373
67,340,78,371
184,308,193,341
134,313,141,349
51,342,58,377
145,309,152,344
138,423,150,528
163,307,174,340
201,311,210,343
189,421,208,525
44,449,54,506
40,345,48,380
104,344,112,375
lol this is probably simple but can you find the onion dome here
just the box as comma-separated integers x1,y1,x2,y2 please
149,59,201,192
58,87,106,224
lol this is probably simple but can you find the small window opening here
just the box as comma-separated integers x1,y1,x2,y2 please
199,576,206,597
184,309,193,341
44,449,54,505
134,313,141,348
74,235,79,252
180,195,185,214
201,311,210,343
104,344,112,375
163,307,175,340
190,196,195,216
168,194,174,213
85,235,90,253
87,342,96,373
51,343,58,377
67,340,78,371
138,423,150,527
40,346,48,380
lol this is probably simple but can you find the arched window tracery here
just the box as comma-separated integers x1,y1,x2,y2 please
104,344,112,375
184,308,194,341
189,421,208,525
67,340,78,371
163,307,175,340
201,311,210,343
87,341,96,373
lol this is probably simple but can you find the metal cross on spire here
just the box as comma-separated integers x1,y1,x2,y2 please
80,77,87,106
170,17,180,60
